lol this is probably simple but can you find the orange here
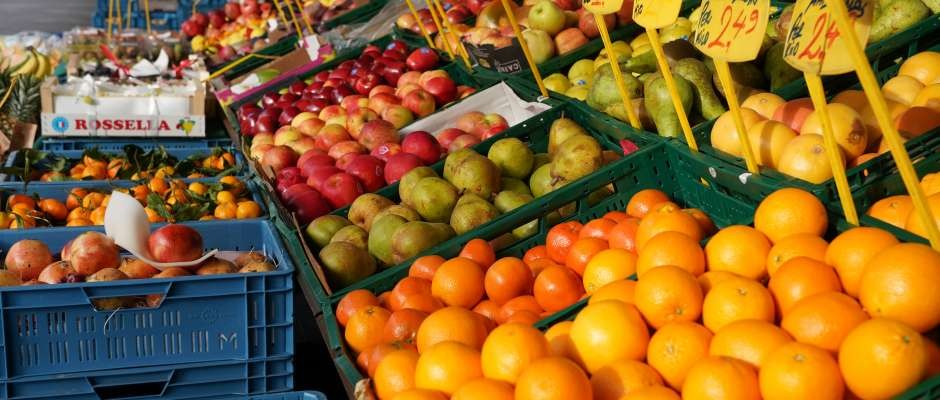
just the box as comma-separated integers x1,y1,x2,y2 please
527,258,561,278
620,386,680,400
236,200,262,219
914,83,940,113
591,359,663,400
472,300,501,323
515,357,592,400
742,92,786,119
754,188,828,243
416,307,488,352
391,389,447,400
765,233,829,276
544,321,576,359
384,309,428,344
603,210,630,223
523,245,549,266
38,199,67,221
345,306,391,353
65,188,88,210
546,221,583,264
711,108,765,158
905,193,940,239
832,90,870,112
777,134,838,184
148,177,169,195
635,265,703,329
409,255,446,281
608,217,641,252
580,218,618,240
859,242,940,332
375,348,420,399
388,277,432,312
6,194,35,210
565,237,609,275
635,203,703,251
899,51,940,85
825,227,899,297
90,206,106,225
588,279,637,305
216,190,236,204
927,340,940,378
704,225,771,280
683,208,717,236
336,289,380,327
746,120,798,168
627,189,671,219
533,266,585,313
866,195,914,228
505,310,540,325
768,257,843,316
883,75,925,105
637,231,705,277
570,301,650,372
451,378,513,400
66,218,93,227
431,257,484,308
697,271,742,295
780,291,869,352
81,192,106,209
759,342,844,400
484,257,533,305
214,203,237,219
582,248,637,293
145,207,165,223
681,356,760,400
498,295,544,323
481,323,550,383
399,293,444,314
895,106,940,138
646,321,713,390
415,341,483,395
702,278,775,333
709,320,792,368
459,239,496,270
839,318,928,400
923,172,940,196
800,103,869,160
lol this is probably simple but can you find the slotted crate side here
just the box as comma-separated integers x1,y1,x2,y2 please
0,220,293,381
0,356,292,400
319,142,759,395
252,391,328,400
34,137,234,152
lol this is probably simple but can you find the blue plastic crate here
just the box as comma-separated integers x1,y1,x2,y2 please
0,219,294,381
253,391,327,400
139,11,181,31
1,145,247,183
35,137,233,152
0,356,293,399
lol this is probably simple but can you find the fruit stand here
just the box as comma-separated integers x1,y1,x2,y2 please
0,0,939,398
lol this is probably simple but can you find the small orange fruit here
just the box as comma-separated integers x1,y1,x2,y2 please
472,300,501,323
416,307,488,352
415,341,483,396
38,198,67,221
709,319,792,368
607,217,641,252
484,257,533,305
697,271,742,295
683,208,717,236
702,278,775,333
768,257,843,315
635,265,703,329
214,203,237,219
544,321,576,359
7,194,35,210
523,245,549,266
620,386,680,400
546,221,583,264
459,239,496,270
579,218,618,240
409,255,446,281
236,201,262,219
637,231,705,277
765,233,829,276
481,323,550,383
839,318,928,400
588,279,637,305
603,210,630,223
866,195,914,228
635,203,703,251
627,189,671,219
344,306,391,353
646,321,713,390
759,342,844,400
383,309,428,344
754,188,828,243
781,291,869,352
681,356,760,400
515,357,593,400
431,257,484,308
590,359,663,400
336,289,380,327
704,225,771,280
498,296,544,323
451,378,513,400
570,301,649,373
533,266,585,313
825,227,899,297
374,348,420,399
391,388,448,400
859,242,940,332
904,193,940,239
565,237,609,276
582,248,637,293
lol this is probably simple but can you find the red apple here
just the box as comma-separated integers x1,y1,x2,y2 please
289,137,317,155
555,28,589,54
315,124,352,151
384,153,425,184
191,11,208,27
396,83,422,98
276,169,306,195
402,89,437,118
368,93,401,115
448,134,482,152
371,143,403,162
321,173,365,208
418,70,449,88
288,81,306,97
208,11,225,29
288,188,332,225
148,224,203,263
457,85,476,99
369,85,396,98
405,48,440,72
306,165,343,191
401,131,443,164
278,106,301,127
381,105,416,129
328,140,368,160
297,117,325,137
553,0,580,10
297,98,329,114
359,120,401,150
344,155,386,191
577,9,615,38
262,145,299,173
181,20,204,37
336,153,358,170
298,150,333,170
424,77,457,106
274,126,302,146
346,108,380,139
319,105,348,127
436,128,467,149
456,112,486,134
397,71,422,88
224,2,242,19
282,182,314,204
341,95,370,113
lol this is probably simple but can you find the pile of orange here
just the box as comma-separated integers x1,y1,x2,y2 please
38,150,237,182
0,175,260,229
338,187,940,400
866,170,940,239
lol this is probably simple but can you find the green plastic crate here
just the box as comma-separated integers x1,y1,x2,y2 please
321,0,390,31
210,35,299,80
317,142,758,396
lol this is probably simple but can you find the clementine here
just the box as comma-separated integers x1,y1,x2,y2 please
859,242,940,332
534,265,585,312
431,257,484,308
416,307,488,352
627,189,672,219
765,233,829,276
702,278,775,333
704,225,772,280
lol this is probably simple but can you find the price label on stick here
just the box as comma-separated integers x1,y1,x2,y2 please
693,0,770,62
583,0,623,15
783,0,873,75
633,0,682,29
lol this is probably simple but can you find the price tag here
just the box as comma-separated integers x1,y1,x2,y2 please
583,0,624,15
693,0,770,62
783,0,873,75
300,34,321,59
633,0,682,28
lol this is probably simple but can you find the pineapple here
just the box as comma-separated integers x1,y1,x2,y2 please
5,74,40,124
0,69,13,135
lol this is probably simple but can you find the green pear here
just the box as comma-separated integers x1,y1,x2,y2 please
529,163,554,197
488,138,535,179
550,135,604,184
501,177,533,196
548,118,588,156
448,153,502,199
319,242,376,289
368,214,408,266
347,193,394,231
374,204,422,223
411,177,459,222
330,225,369,250
399,166,438,207
305,215,352,248
443,148,477,182
391,222,456,264
450,199,501,235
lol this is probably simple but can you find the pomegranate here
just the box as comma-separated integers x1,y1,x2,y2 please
68,232,121,276
147,224,204,263
5,239,54,280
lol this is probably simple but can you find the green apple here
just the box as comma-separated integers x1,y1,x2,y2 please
528,0,566,36
566,86,589,101
521,29,556,64
544,73,571,93
568,59,595,82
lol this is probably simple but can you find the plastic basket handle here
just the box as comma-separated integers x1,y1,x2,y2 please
80,281,171,301
89,369,172,399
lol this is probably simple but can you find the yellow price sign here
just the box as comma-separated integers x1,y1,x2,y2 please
633,0,682,29
692,0,770,62
582,0,623,15
783,0,873,75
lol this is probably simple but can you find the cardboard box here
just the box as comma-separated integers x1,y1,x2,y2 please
39,77,206,137
211,41,334,106
464,38,529,74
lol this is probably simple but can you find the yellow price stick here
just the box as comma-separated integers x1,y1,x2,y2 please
143,0,152,35
126,0,134,30
824,0,940,249
632,0,696,149
426,0,456,59
500,0,549,98
429,0,472,69
404,0,437,50
582,0,641,128
280,0,305,42
693,0,770,174
107,0,115,40
272,0,290,29
294,0,315,34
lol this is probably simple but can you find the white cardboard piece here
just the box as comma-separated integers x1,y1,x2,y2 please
399,82,551,136
104,192,218,270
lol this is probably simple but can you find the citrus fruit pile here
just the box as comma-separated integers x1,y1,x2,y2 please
19,147,240,182
867,170,940,239
1,175,261,229
712,50,940,184
335,186,940,399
